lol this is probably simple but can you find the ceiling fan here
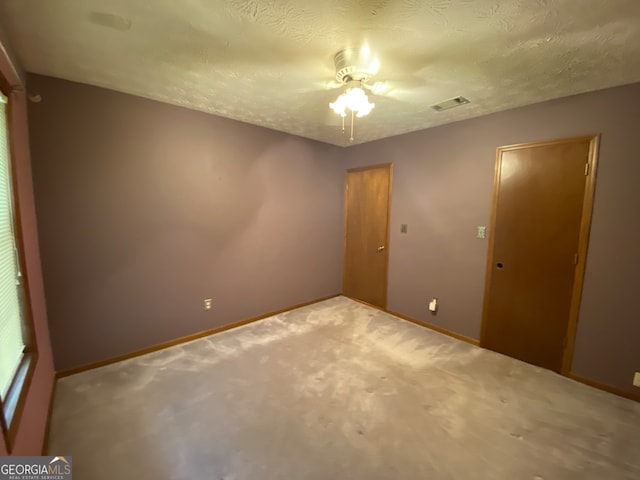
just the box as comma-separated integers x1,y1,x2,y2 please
327,46,382,142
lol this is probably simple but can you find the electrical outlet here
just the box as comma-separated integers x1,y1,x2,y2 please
633,372,640,388
203,298,212,311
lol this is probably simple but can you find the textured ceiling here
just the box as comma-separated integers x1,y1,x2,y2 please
1,0,640,147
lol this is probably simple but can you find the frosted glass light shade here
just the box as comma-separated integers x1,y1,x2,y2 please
329,85,375,118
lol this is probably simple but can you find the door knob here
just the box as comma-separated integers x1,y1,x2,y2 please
377,245,385,252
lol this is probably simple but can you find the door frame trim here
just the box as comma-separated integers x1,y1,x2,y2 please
562,135,600,373
342,163,393,308
479,134,600,374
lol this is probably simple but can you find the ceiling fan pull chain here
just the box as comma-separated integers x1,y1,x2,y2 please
350,109,355,142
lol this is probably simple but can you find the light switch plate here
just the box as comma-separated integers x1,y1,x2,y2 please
477,226,487,239
633,372,640,388
428,298,437,312
401,224,408,234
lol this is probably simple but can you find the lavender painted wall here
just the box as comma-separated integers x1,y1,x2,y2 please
27,74,344,372
24,70,640,397
346,82,640,397
0,38,55,454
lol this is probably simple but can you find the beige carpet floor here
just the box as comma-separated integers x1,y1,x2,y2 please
48,296,640,479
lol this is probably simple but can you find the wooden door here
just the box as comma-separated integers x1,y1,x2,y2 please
481,136,598,372
343,164,392,308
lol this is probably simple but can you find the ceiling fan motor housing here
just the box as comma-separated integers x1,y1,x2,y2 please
334,48,376,84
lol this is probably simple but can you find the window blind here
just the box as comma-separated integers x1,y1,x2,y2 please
0,91,25,400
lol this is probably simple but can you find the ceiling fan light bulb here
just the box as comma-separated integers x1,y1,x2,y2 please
345,87,365,109
341,87,374,117
330,95,347,116
356,102,374,117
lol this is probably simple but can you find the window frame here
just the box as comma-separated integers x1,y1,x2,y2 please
0,75,39,452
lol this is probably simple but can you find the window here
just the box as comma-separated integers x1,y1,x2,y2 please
0,85,37,450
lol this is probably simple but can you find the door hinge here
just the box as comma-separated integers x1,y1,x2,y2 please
584,163,589,176
573,253,579,265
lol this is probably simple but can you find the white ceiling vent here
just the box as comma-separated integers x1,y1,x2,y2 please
431,96,470,112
